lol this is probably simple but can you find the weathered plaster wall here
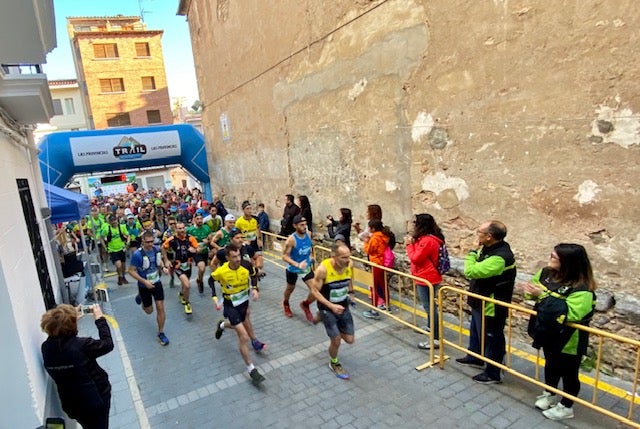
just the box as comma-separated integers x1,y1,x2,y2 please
185,0,640,303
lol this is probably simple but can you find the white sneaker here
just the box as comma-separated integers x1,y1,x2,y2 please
417,339,440,350
535,391,555,410
542,403,574,420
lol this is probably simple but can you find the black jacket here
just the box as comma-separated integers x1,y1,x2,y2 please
466,240,516,319
279,203,300,236
42,318,114,418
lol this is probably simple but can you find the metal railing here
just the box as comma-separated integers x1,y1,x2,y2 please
261,231,443,366
438,285,640,428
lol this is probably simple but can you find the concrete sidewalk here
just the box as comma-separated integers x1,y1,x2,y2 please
82,257,628,428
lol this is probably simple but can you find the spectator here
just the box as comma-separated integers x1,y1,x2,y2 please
456,220,516,385
41,304,114,429
257,203,270,233
354,204,382,242
298,195,313,232
279,194,300,237
405,213,446,350
522,243,597,421
326,208,353,249
362,219,389,320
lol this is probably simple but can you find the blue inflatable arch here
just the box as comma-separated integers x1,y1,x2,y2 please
38,124,211,200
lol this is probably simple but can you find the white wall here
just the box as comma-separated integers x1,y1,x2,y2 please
0,121,64,427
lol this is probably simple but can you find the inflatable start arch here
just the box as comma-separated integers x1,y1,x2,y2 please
38,124,211,200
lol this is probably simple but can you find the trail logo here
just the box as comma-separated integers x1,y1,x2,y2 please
113,136,147,160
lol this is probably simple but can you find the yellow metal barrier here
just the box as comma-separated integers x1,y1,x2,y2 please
261,231,447,368
438,285,640,428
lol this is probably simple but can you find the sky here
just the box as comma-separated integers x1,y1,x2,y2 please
46,0,199,107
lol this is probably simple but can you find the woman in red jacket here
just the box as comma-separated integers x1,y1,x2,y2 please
405,213,446,349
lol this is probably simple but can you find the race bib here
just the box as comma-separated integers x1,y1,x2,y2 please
179,261,190,270
229,289,249,307
146,270,159,283
329,286,348,303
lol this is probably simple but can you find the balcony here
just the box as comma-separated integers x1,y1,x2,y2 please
0,64,54,124
0,0,55,65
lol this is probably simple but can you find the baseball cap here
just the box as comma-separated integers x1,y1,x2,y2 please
224,214,236,222
229,227,242,237
293,215,306,225
124,208,132,216
127,214,135,219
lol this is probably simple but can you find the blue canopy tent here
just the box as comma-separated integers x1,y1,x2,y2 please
43,182,90,223
43,183,91,305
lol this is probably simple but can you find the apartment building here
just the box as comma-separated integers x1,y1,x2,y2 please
67,15,172,129
33,79,89,143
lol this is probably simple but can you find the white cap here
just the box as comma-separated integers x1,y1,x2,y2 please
124,208,132,216
224,214,236,222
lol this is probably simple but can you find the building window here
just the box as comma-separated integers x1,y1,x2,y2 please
52,99,63,116
106,112,131,127
64,98,75,115
93,43,119,59
135,42,151,57
99,78,125,93
146,110,162,124
141,76,156,91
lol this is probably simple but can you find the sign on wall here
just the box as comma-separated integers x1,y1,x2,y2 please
220,112,231,141
69,130,181,166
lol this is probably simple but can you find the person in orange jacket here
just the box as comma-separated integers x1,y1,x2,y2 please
362,219,389,319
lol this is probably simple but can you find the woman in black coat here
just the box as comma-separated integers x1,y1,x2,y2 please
326,208,353,249
41,304,114,429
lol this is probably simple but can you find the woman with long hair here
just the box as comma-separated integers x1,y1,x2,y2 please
404,213,446,349
298,195,313,232
522,243,597,421
354,204,382,242
326,208,353,249
41,304,114,429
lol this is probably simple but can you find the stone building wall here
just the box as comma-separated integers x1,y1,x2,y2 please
183,0,640,340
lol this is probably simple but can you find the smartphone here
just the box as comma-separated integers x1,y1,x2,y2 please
81,305,94,314
45,417,65,429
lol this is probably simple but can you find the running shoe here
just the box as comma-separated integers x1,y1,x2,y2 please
251,338,267,352
283,301,293,318
362,310,381,320
455,356,485,369
249,368,265,386
300,301,315,323
329,361,350,380
184,303,192,314
117,276,123,286
535,391,556,410
472,372,501,384
418,339,440,350
179,292,187,305
157,332,170,346
542,403,574,420
215,319,225,339
135,295,142,305
197,279,204,294
122,276,129,284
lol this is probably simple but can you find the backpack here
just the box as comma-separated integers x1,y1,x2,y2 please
383,245,395,268
106,224,125,243
436,243,451,274
527,284,591,350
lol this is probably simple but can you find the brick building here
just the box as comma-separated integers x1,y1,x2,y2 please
67,16,172,129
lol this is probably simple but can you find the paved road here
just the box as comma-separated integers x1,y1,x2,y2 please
77,256,629,428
